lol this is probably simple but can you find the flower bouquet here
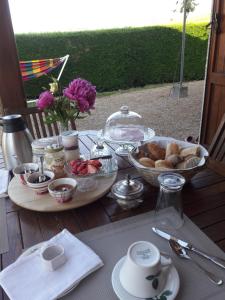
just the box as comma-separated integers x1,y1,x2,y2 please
37,77,96,130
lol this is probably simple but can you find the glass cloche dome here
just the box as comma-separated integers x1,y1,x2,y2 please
102,106,155,156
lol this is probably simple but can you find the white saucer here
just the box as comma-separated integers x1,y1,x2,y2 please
17,242,79,299
111,255,180,300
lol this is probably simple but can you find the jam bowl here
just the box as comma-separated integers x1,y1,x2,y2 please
48,178,77,203
13,163,39,185
26,170,55,194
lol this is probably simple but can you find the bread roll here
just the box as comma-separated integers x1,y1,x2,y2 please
180,146,200,158
139,157,155,168
165,143,180,158
137,149,146,159
184,154,196,161
166,154,183,167
147,143,166,160
185,156,201,168
176,161,187,169
147,152,158,161
155,160,173,169
176,156,201,169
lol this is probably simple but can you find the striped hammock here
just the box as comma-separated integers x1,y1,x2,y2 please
20,55,69,81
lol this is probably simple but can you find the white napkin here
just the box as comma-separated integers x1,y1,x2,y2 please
0,169,9,199
0,229,104,300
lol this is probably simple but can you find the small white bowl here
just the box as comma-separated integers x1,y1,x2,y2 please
48,178,77,203
13,163,39,185
26,170,55,194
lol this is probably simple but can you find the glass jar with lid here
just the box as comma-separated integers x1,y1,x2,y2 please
90,139,117,175
102,106,155,156
44,144,66,178
32,137,59,167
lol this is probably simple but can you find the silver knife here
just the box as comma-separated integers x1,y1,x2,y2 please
152,227,225,270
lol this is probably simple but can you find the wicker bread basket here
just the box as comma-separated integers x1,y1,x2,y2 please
128,136,208,187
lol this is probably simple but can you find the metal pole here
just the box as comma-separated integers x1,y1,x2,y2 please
179,0,187,93
57,54,70,81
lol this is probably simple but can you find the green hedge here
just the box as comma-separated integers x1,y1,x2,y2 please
15,23,208,98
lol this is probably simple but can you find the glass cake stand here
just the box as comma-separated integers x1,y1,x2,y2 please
101,106,155,156
99,127,155,156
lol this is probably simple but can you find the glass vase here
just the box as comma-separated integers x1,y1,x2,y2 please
58,122,69,134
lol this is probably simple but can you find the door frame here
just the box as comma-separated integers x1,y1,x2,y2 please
0,0,26,115
199,0,223,146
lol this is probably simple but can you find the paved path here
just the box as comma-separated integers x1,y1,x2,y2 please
77,80,204,140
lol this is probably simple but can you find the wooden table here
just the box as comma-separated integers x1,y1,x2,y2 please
1,131,225,299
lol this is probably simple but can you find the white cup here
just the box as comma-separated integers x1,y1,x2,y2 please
61,130,79,150
119,241,171,298
40,244,66,272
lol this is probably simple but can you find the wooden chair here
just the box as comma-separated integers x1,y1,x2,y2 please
207,113,225,176
4,106,76,139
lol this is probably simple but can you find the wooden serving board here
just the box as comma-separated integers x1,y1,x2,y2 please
8,173,117,212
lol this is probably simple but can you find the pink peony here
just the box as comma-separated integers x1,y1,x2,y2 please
37,91,54,110
63,78,96,113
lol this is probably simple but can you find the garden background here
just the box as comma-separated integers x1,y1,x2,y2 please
16,22,208,98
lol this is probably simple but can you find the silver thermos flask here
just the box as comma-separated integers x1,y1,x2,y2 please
0,114,33,170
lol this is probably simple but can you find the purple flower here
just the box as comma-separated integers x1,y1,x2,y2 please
37,91,54,110
63,78,96,113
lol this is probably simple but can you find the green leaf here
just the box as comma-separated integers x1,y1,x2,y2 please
152,278,159,290
162,290,172,296
146,275,155,281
